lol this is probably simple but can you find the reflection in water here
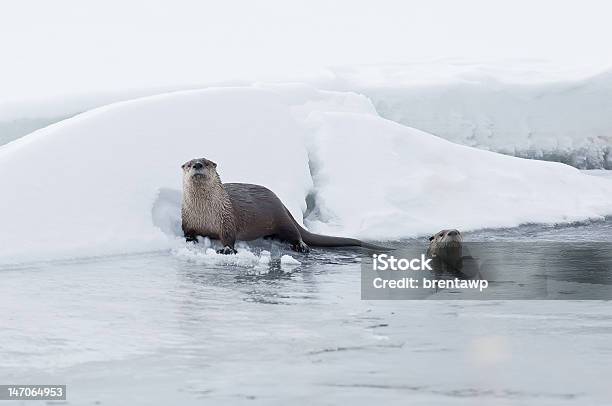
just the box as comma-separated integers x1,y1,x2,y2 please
469,242,612,299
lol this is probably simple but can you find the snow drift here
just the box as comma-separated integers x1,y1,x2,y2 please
1,84,612,264
321,63,612,169
0,88,312,263
4,62,612,169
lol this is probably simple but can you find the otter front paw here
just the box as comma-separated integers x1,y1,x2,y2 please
217,246,237,255
185,235,198,244
291,241,310,253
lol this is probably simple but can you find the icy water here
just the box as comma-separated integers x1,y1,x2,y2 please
1,221,612,405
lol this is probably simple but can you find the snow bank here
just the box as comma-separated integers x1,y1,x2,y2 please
5,62,612,169
0,88,312,263
1,84,612,264
304,111,612,239
0,83,260,147
0,87,200,146
321,62,612,169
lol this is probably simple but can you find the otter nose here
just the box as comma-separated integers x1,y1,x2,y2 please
448,230,459,236
193,162,203,170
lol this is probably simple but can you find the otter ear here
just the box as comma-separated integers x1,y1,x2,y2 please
210,161,217,168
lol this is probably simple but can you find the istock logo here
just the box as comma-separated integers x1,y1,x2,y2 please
372,254,432,271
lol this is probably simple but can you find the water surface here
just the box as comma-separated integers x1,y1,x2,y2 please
1,221,612,405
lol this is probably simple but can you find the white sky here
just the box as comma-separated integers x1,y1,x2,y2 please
2,0,612,101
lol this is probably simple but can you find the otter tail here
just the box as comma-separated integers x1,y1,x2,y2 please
286,208,391,251
299,227,390,250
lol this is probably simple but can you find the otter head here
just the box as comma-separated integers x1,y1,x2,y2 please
428,229,462,247
427,229,463,262
181,158,218,185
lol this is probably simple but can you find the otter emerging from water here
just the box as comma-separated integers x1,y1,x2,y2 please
427,229,480,278
427,229,464,266
181,157,388,254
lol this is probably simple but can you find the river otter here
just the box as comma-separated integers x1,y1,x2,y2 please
427,229,463,263
427,229,480,278
181,158,388,254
